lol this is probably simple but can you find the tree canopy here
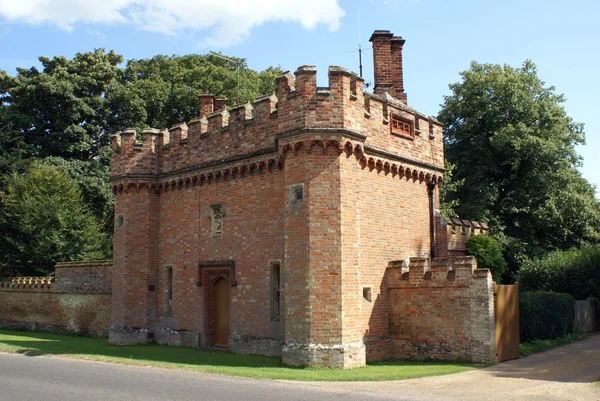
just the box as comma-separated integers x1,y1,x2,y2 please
0,50,282,277
439,60,600,278
0,163,109,277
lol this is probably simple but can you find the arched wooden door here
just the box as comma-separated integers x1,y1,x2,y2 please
212,276,230,347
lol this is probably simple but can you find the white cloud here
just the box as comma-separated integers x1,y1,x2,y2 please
0,0,344,46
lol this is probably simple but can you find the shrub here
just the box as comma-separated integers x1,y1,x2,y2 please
519,246,600,300
519,291,575,342
465,235,506,283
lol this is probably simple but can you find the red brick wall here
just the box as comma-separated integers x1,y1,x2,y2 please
153,167,285,344
110,58,446,366
0,290,111,335
54,260,112,293
112,185,158,331
340,146,438,359
387,257,495,363
0,269,112,336
435,215,489,259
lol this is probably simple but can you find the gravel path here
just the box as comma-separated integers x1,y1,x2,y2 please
317,333,600,401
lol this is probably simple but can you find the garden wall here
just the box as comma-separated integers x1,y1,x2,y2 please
0,261,112,336
387,256,495,363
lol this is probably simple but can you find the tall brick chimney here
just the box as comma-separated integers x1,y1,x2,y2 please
370,30,407,104
199,94,227,117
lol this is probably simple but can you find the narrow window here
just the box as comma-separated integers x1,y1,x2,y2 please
363,287,372,302
115,214,124,228
210,204,224,237
289,184,305,205
166,266,173,313
270,263,281,321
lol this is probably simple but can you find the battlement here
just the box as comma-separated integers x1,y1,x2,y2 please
387,255,496,363
0,277,54,291
111,65,444,186
435,214,489,258
387,256,492,287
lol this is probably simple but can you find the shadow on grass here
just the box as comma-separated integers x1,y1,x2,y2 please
0,330,282,368
0,330,481,381
15,348,45,357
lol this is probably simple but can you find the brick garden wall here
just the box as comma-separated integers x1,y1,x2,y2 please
387,256,496,363
0,262,112,336
435,215,489,259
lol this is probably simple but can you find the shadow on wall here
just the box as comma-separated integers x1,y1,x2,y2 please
364,239,427,361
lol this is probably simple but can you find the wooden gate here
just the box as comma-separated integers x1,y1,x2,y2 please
494,283,520,362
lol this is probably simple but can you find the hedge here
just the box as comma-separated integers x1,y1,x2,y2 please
520,291,575,342
518,246,600,300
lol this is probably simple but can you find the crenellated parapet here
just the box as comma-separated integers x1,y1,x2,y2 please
111,66,444,189
435,215,489,259
0,277,54,291
387,255,496,363
387,256,491,286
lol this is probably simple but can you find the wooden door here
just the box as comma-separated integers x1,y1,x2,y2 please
212,276,230,347
494,283,520,362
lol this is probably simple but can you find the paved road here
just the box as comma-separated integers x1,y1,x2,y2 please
0,334,598,401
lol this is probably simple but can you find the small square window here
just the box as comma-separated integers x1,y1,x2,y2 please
390,114,414,139
289,184,305,205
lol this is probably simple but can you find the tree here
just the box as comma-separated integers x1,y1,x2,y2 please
107,54,283,132
0,50,123,163
439,60,600,279
466,235,507,283
0,51,283,276
42,157,114,234
439,161,463,218
0,163,109,277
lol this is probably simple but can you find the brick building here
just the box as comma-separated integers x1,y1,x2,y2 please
108,30,494,368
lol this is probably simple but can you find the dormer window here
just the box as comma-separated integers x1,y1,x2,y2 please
390,114,414,139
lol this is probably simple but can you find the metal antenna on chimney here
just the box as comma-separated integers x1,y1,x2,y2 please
209,51,241,104
358,5,363,78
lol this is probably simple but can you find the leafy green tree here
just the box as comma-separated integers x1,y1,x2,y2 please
439,60,600,278
0,163,109,277
0,51,282,276
466,235,507,283
107,54,283,131
439,161,464,218
42,157,114,234
0,50,123,163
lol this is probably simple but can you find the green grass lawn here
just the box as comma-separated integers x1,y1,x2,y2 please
519,333,585,357
0,330,481,381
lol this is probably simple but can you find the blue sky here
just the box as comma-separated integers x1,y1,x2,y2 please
0,0,598,197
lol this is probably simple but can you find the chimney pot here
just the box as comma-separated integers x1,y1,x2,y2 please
199,94,215,117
